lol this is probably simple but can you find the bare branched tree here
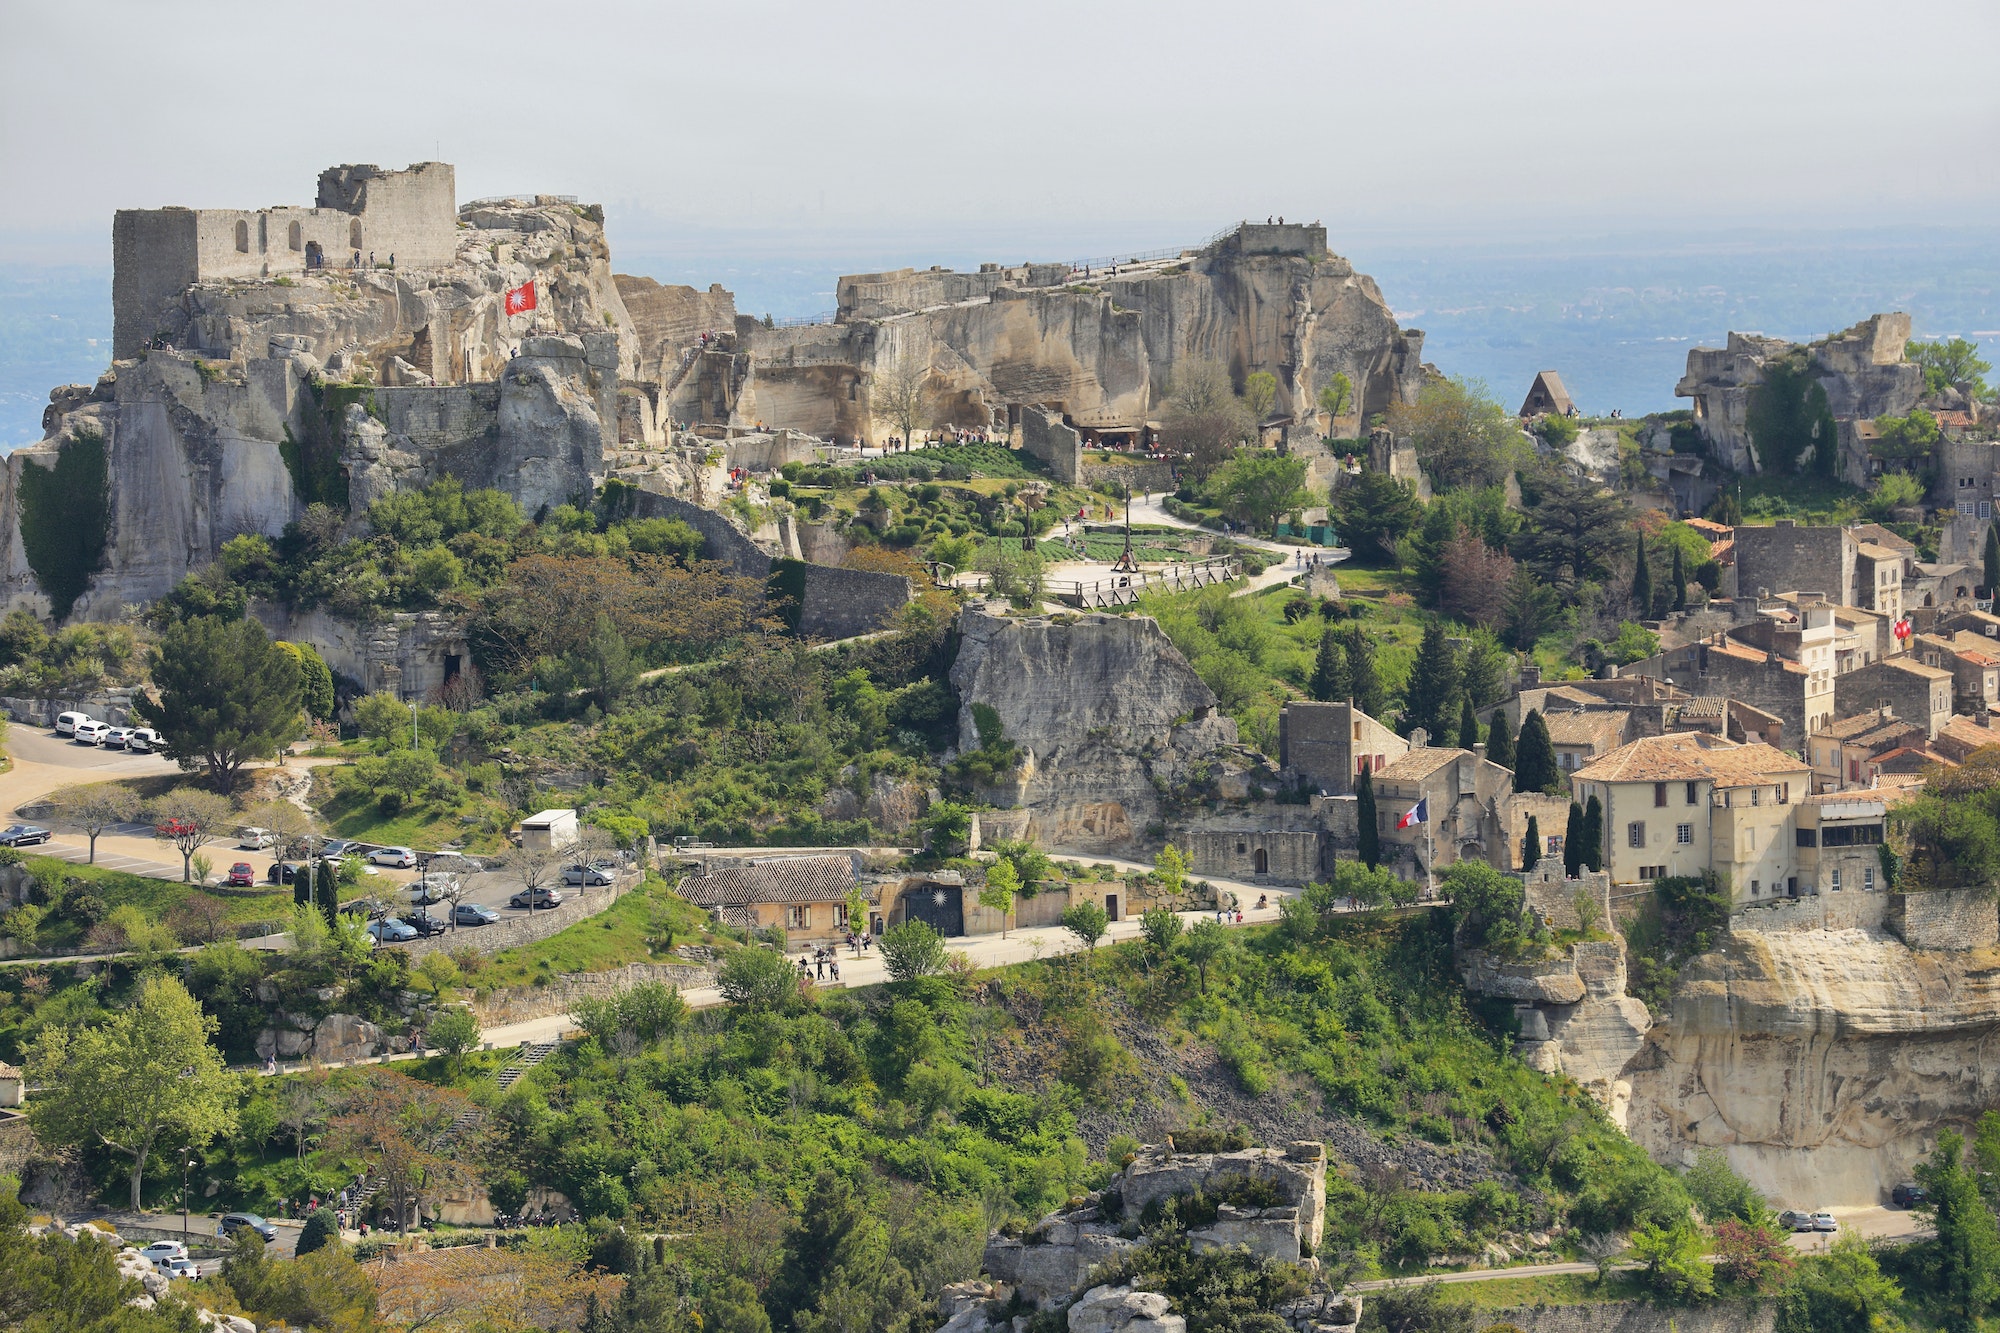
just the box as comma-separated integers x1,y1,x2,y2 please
43,783,140,864
872,352,936,451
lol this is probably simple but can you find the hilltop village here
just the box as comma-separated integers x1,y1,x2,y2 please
7,162,2000,1333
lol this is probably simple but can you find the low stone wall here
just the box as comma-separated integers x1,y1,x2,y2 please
1732,891,1888,935
1080,458,1175,493
630,491,774,580
473,959,716,1026
390,883,625,962
1481,1302,1774,1333
797,563,913,641
1887,888,2000,951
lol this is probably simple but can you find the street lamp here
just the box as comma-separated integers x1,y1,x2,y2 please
182,1157,198,1243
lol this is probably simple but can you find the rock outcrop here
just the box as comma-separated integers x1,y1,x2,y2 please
1625,926,2000,1205
949,608,1239,851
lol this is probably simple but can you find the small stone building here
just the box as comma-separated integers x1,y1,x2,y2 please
1373,745,1515,878
0,1062,21,1109
681,854,861,944
1277,700,1407,794
1518,370,1575,418
1182,829,1324,886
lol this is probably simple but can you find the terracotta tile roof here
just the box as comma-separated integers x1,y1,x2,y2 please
1377,747,1466,783
1855,542,1904,563
682,854,857,907
1882,657,1953,681
1873,746,1950,772
1821,711,1897,741
1678,696,1729,719
1572,732,1807,786
1707,637,1807,674
1546,711,1628,749
1684,518,1733,538
1848,524,1917,556
1935,716,2000,759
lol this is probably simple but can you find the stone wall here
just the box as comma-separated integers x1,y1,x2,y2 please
1728,521,1855,604
249,601,468,701
1183,829,1322,885
1020,406,1082,484
1887,888,2000,950
630,490,773,579
1278,701,1407,796
797,563,914,641
390,883,626,962
1835,659,1953,739
473,959,716,1026
1482,1304,1774,1333
1732,890,1888,935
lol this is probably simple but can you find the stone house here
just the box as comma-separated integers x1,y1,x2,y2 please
1627,630,1832,751
1934,713,2000,763
1808,709,1927,791
1182,829,1324,886
1569,733,1813,905
1834,657,1954,738
1277,700,1407,794
1518,370,1575,418
1372,745,1514,879
681,854,861,944
1730,520,1857,605
1546,710,1631,777
1854,542,1908,628
1793,793,1890,897
1913,632,2000,715
0,1062,20,1108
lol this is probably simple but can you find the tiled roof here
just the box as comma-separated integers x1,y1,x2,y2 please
1685,518,1734,538
1546,711,1628,748
1679,696,1729,719
1707,637,1807,674
1882,657,1952,681
1572,732,1807,786
682,854,857,907
1873,746,1950,772
1377,747,1466,782
1821,711,1896,741
1855,542,1904,563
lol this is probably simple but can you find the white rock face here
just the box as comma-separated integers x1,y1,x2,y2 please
1627,927,2000,1204
1067,1285,1185,1333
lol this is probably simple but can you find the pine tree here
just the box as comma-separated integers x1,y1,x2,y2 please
1515,708,1560,794
1310,629,1350,703
1521,814,1542,871
1458,696,1481,750
1632,530,1654,618
1403,622,1460,742
1582,794,1605,872
1563,801,1585,877
1341,625,1385,719
1670,543,1687,613
1985,523,2000,598
1486,710,1514,769
1411,504,1458,608
1356,767,1380,871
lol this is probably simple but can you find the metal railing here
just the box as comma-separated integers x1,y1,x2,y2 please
1067,224,1242,275
770,310,838,328
1056,556,1240,609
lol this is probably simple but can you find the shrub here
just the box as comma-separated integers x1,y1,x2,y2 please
18,430,111,619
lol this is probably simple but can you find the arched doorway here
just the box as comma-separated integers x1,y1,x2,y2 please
1254,848,1269,875
349,218,363,249
288,220,302,251
305,241,323,269
234,220,249,253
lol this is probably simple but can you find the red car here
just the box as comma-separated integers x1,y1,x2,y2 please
226,862,256,887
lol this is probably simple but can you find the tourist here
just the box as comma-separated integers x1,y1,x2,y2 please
830,958,841,982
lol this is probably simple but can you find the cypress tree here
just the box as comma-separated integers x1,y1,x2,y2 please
1582,794,1605,872
1310,628,1350,703
1342,625,1385,719
1356,767,1380,871
1563,802,1585,877
1458,696,1481,751
1670,543,1687,613
1515,708,1560,795
1486,710,1514,769
1985,523,2000,598
1403,621,1460,741
1521,814,1542,871
1411,504,1457,608
317,859,340,932
1632,530,1653,617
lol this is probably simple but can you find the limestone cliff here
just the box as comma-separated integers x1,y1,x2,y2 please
1625,926,2000,1206
948,608,1237,851
731,223,1425,444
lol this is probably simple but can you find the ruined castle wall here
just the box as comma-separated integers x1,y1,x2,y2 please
630,491,772,580
1731,891,1887,935
614,276,738,377
374,383,502,451
1021,406,1082,483
1887,889,1999,951
1183,829,1322,885
113,208,199,358
320,162,458,269
797,564,913,642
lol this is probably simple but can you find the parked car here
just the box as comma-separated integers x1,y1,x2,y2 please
127,728,160,753
370,846,418,868
217,1213,277,1243
237,826,276,850
267,859,311,885
510,886,564,909
1811,1212,1839,1232
410,873,460,905
562,863,615,887
1892,1182,1929,1209
138,1241,188,1266
341,897,393,921
453,902,501,927
1778,1210,1816,1232
401,910,449,937
319,839,356,859
73,720,110,745
368,917,418,943
163,1257,202,1281
226,862,256,888
102,726,133,749
0,824,52,847
55,711,88,736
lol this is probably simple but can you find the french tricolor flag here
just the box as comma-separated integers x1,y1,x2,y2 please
1397,798,1428,830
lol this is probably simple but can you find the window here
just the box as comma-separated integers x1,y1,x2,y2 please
1628,821,1647,849
350,218,363,249
1831,869,1842,891
1686,782,1698,805
288,220,302,251
1639,865,1665,881
235,220,249,253
1865,867,1876,891
1676,823,1693,845
1654,783,1668,807
1751,788,1762,806
1797,828,1818,848
1778,783,1790,804
786,905,810,930
1752,879,1761,895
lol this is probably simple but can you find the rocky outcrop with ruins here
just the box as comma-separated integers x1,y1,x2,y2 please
949,607,1239,851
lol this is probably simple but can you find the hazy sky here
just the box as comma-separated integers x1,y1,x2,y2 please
3,0,1997,263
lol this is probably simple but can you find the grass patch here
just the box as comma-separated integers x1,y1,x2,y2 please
317,784,508,853
1730,471,1865,525
1449,1271,1646,1309
469,881,722,994
24,854,290,936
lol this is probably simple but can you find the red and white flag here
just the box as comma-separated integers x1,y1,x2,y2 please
504,280,537,317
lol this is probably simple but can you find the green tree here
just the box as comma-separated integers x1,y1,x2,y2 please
1914,1128,2000,1331
353,690,408,745
1409,504,1459,607
1318,372,1353,422
1457,696,1480,751
1458,633,1508,711
1670,543,1687,614
1515,472,1632,586
1514,709,1560,795
1563,801,1585,877
1909,337,1991,396
428,1007,481,1075
1357,766,1380,870
276,641,336,721
1629,1217,1715,1303
1775,1229,1904,1333
1207,451,1310,533
1747,354,1840,475
1387,377,1520,491
1139,906,1182,961
149,787,236,884
1486,711,1514,770
1631,530,1653,617
1445,860,1535,953
134,616,303,791
1401,621,1459,742
295,1205,340,1257
1341,625,1385,719
717,947,797,1011
1581,794,1605,872
1155,843,1189,899
1242,370,1278,423
1061,900,1109,973
1309,629,1351,703
881,919,949,981
1499,566,1564,650
1520,814,1541,871
28,973,238,1209
42,782,140,865
1683,1147,1764,1224
1181,918,1229,994
1331,470,1421,563
979,859,1018,938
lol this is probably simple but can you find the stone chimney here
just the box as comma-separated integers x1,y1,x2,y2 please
1473,742,1488,760
1410,727,1428,749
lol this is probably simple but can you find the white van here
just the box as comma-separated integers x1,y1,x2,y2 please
73,720,110,745
128,728,162,753
55,711,89,737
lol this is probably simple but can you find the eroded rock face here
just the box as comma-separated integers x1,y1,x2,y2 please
1067,1286,1185,1333
949,609,1238,851
1626,927,2000,1205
